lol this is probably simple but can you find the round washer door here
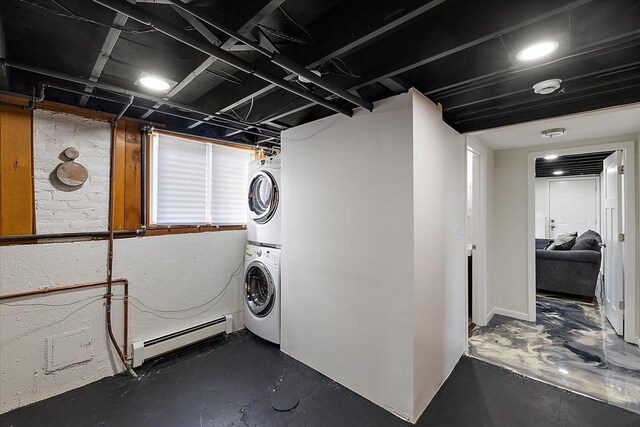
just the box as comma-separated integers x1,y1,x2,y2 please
248,171,279,224
245,261,275,317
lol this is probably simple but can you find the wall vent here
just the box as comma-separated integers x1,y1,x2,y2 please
131,314,232,367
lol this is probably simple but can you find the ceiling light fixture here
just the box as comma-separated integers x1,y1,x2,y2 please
541,128,566,138
138,75,171,91
552,170,565,175
517,40,559,61
533,79,562,95
544,154,559,160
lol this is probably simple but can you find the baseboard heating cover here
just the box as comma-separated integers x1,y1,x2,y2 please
131,314,233,367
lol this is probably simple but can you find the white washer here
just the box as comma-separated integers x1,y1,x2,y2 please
247,156,281,247
243,244,280,344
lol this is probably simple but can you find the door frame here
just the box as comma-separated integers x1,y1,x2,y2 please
527,141,636,344
546,175,600,238
466,138,489,326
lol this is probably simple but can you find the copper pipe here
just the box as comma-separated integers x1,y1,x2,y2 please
0,276,132,363
0,278,128,301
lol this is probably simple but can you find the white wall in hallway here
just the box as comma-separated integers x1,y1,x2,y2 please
412,91,467,419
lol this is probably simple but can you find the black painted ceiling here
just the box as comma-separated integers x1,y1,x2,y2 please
1,0,639,145
535,151,614,178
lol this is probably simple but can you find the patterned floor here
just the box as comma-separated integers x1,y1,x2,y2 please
468,294,640,414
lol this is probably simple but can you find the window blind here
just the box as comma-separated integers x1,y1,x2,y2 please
150,133,252,226
210,144,252,225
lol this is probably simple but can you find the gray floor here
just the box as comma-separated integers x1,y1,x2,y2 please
469,294,640,414
1,330,639,426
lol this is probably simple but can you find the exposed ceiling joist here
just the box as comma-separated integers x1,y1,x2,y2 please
445,59,640,112
201,0,446,125
252,0,594,125
3,0,639,138
78,1,134,107
350,0,593,92
139,0,286,120
173,6,221,46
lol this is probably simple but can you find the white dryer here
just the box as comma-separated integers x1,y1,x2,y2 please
247,156,281,247
243,244,280,344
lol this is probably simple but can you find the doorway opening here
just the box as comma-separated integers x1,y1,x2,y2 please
469,140,639,414
527,142,636,344
465,138,488,330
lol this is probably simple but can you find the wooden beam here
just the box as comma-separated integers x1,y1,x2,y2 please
0,96,34,235
124,120,142,230
113,124,127,230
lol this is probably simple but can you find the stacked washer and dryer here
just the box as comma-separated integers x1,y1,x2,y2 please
243,156,282,344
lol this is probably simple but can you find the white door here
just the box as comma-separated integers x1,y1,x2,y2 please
548,179,597,238
602,151,623,335
467,149,484,325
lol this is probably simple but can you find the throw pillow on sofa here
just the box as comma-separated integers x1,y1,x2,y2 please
572,230,602,251
547,232,577,250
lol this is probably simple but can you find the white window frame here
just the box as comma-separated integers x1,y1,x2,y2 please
148,132,254,227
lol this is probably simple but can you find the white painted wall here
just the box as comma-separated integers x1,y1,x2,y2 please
0,231,246,413
1,103,248,413
484,134,639,326
411,92,467,420
281,90,466,422
281,92,416,419
33,110,111,233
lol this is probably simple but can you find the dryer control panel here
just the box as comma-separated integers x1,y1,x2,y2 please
245,245,280,268
262,248,280,268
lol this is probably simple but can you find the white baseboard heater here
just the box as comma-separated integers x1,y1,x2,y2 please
131,314,233,368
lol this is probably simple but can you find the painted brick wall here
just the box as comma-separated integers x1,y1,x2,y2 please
33,110,111,233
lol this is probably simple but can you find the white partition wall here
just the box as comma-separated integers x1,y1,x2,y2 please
281,90,466,422
411,93,467,419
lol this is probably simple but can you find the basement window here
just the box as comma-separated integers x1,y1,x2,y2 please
149,132,253,227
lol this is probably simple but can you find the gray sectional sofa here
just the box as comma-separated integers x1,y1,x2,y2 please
535,231,602,298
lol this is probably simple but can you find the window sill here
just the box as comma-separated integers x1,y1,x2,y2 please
144,225,247,236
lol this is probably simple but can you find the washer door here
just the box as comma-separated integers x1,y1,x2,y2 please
248,171,279,224
245,261,275,317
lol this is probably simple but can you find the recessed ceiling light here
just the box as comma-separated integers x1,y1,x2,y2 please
138,75,171,91
541,128,566,138
544,154,559,160
517,40,559,61
533,79,562,95
552,170,565,175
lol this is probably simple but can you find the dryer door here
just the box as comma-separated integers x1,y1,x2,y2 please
248,171,279,224
245,261,275,317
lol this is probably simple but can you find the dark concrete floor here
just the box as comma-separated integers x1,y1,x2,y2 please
1,331,639,427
